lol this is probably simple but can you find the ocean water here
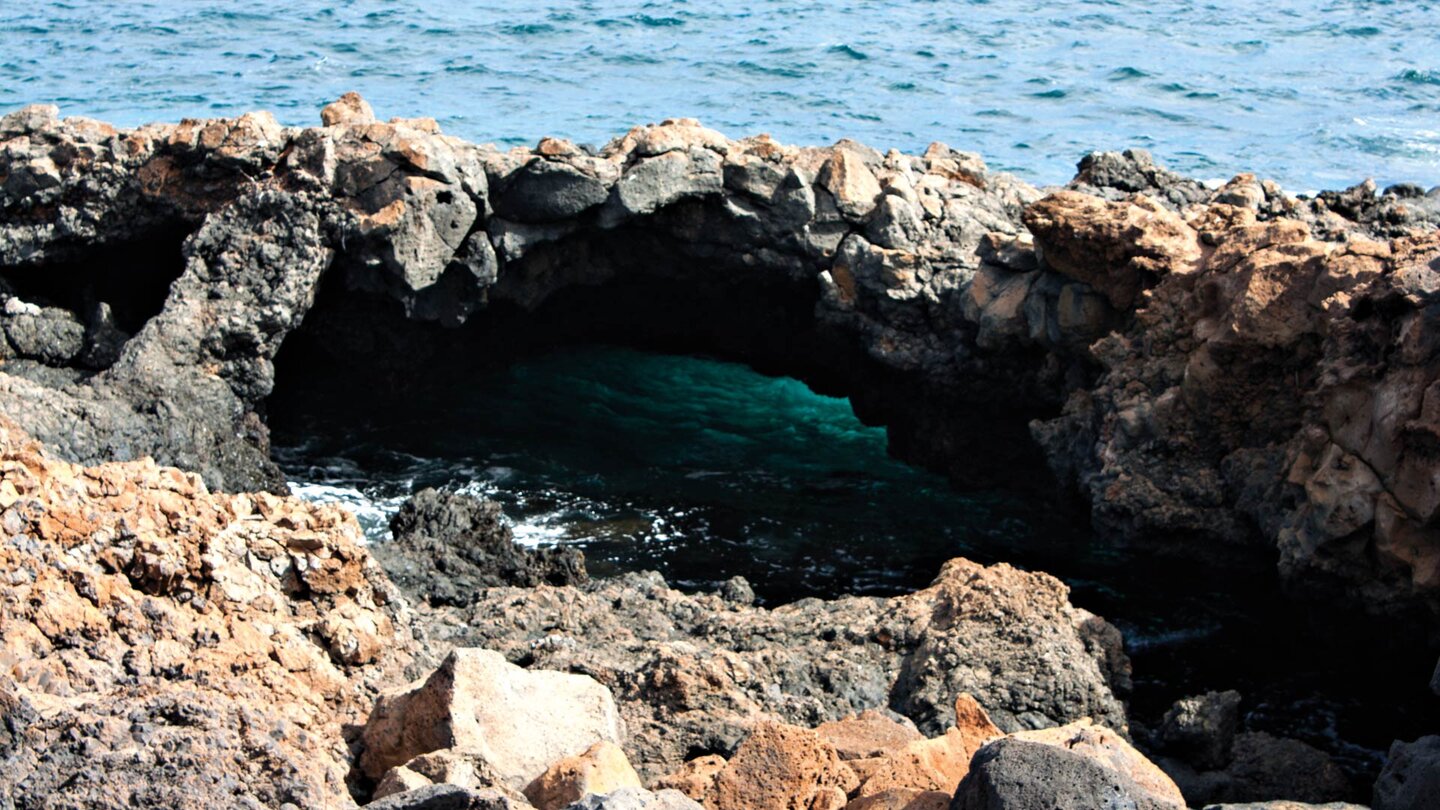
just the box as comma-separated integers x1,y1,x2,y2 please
4,0,1439,191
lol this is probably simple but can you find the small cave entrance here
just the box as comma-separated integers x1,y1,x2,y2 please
265,249,1082,604
0,225,191,373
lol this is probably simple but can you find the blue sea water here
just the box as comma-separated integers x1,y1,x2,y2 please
3,0,1439,190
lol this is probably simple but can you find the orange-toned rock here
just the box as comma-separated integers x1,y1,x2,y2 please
707,722,860,810
815,710,925,760
652,754,727,801
853,695,1000,796
321,90,376,126
525,741,643,810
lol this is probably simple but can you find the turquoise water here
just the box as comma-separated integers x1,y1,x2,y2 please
276,346,1073,599
4,1,1439,190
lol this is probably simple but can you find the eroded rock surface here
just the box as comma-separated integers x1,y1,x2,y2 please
0,417,419,808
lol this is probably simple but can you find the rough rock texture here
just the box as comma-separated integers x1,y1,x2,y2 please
844,790,950,810
952,737,1184,810
1372,735,1440,810
373,488,587,606
704,721,859,810
406,557,1129,780
850,695,1001,797
525,741,643,810
360,648,624,790
374,748,526,803
651,755,727,801
816,710,926,760
3,98,1438,638
1203,804,1367,810
367,785,532,810
1009,720,1186,808
0,418,418,808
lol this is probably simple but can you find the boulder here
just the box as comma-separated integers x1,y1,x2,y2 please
706,722,859,810
1157,690,1243,770
1008,720,1185,808
1203,804,1367,810
492,160,610,222
321,91,377,126
524,742,642,810
1373,735,1440,810
953,737,1184,810
361,649,624,789
1162,732,1350,806
375,749,518,801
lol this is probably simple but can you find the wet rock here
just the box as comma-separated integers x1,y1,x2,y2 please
524,742,642,810
371,488,586,606
361,648,624,790
1157,690,1243,770
1373,735,1440,810
705,721,859,810
954,737,1184,810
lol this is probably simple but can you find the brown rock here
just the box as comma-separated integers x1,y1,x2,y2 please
1023,190,1202,309
652,755,727,801
824,149,883,220
707,722,860,810
321,91,377,126
524,741,642,810
815,710,925,760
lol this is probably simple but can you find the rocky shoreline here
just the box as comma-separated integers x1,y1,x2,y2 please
1,95,1438,808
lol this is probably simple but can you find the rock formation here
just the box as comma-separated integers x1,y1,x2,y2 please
2,97,1436,643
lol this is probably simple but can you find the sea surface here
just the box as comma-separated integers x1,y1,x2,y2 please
4,0,1440,191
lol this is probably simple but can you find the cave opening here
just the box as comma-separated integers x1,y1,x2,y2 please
0,225,191,372
262,238,1440,784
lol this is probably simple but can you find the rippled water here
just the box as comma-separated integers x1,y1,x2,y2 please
5,1,1440,190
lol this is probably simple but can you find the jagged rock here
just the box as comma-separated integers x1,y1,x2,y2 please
1373,735,1440,810
418,557,1128,780
375,749,520,802
1157,690,1243,771
705,721,859,810
1068,148,1210,210
0,418,418,808
851,696,1001,797
524,742,642,810
1023,190,1201,309
371,488,586,606
953,737,1184,810
492,160,610,223
361,649,624,790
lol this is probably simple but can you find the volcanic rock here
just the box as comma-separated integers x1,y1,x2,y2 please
524,741,643,810
704,721,859,810
953,736,1184,810
1373,734,1440,810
